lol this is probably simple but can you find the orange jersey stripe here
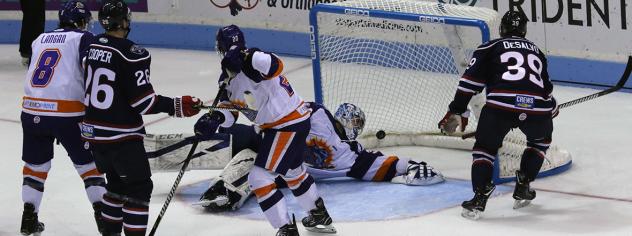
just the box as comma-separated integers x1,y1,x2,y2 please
23,96,85,113
253,183,277,198
372,156,398,181
23,166,48,180
260,103,309,129
265,58,284,79
286,172,307,187
266,132,294,170
80,168,102,179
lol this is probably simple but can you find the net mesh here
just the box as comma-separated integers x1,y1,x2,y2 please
313,0,571,181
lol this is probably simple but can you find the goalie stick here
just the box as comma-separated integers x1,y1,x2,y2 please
461,55,632,140
148,83,228,236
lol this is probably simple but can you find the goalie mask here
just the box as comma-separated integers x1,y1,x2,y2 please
334,103,366,140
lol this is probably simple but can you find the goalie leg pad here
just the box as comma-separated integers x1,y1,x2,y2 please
198,148,257,211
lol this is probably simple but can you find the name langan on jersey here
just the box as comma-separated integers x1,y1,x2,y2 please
87,48,113,63
40,34,67,44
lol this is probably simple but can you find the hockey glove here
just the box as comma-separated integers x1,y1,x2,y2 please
174,96,202,118
228,0,243,16
194,112,225,138
221,46,245,77
438,110,470,134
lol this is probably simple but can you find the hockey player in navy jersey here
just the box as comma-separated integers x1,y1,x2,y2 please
438,10,559,220
20,1,107,235
82,1,202,235
194,102,444,213
197,25,335,235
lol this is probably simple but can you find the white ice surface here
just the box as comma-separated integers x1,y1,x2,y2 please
1,44,631,236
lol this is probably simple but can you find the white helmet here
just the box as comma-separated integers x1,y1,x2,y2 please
334,103,366,140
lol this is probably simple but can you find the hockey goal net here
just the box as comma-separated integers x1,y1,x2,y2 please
309,0,571,183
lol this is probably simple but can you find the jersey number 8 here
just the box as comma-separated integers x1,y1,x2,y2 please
31,49,62,87
500,51,544,88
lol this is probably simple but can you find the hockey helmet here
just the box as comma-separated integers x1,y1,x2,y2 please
334,103,366,140
98,0,131,33
216,25,246,56
500,10,528,38
58,0,92,29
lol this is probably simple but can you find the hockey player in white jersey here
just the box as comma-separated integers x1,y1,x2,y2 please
20,1,106,235
194,102,444,213
197,25,335,235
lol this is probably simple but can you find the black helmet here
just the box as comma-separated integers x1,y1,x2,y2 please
98,0,131,32
500,10,527,38
216,25,246,56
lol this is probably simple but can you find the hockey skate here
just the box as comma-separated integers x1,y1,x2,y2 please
195,180,234,211
461,183,496,220
392,160,445,186
20,203,44,236
277,214,300,236
302,198,336,233
513,170,536,209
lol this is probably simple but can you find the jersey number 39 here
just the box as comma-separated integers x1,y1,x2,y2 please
500,51,544,88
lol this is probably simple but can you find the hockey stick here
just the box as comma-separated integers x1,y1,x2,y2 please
461,55,632,140
196,103,258,122
148,84,228,236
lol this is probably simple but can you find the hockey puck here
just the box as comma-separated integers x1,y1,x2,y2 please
376,130,386,140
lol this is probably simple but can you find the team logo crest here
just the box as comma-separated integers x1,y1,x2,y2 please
80,123,95,138
515,95,535,109
438,0,478,6
305,138,334,169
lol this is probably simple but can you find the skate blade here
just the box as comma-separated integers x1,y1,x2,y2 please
513,199,531,209
305,224,337,234
192,195,229,207
21,232,42,236
461,208,482,220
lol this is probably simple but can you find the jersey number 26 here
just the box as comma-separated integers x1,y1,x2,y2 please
84,65,115,110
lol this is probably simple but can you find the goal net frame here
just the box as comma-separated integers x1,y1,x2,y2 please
309,1,572,184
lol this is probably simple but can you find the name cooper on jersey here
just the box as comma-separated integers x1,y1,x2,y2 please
87,48,112,63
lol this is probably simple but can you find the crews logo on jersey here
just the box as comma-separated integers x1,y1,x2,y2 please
80,123,95,138
515,95,535,109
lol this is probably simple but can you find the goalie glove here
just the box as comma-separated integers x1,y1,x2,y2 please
194,112,225,138
438,109,470,134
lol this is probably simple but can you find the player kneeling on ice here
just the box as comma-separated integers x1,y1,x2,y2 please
438,10,558,220
194,102,444,213
200,24,335,235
